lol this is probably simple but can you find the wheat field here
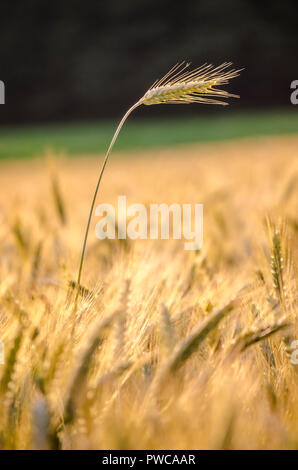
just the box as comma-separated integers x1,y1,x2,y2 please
0,134,297,450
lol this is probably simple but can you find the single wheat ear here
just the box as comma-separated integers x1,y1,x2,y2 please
141,62,241,106
74,62,241,310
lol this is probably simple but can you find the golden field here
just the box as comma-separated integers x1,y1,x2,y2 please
0,134,297,450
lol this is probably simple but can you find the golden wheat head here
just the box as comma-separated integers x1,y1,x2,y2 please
141,62,241,106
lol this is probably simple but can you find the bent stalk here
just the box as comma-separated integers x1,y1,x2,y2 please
74,101,141,310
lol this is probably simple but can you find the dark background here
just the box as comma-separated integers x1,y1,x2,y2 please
1,0,297,125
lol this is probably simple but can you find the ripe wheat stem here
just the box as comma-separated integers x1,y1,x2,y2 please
74,101,141,310
75,63,241,309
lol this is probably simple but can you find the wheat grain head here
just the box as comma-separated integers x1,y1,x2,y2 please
141,62,241,106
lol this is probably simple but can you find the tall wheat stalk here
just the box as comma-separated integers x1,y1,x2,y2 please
75,62,241,309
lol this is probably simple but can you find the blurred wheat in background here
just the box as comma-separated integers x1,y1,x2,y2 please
0,134,297,449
